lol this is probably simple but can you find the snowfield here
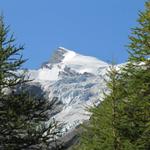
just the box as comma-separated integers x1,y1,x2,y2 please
27,47,110,132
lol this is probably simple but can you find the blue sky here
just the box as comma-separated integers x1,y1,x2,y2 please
0,0,145,69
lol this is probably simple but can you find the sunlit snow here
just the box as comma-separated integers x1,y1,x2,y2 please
27,47,109,132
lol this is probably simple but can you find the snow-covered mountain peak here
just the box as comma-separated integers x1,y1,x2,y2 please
47,46,108,66
26,47,111,135
29,47,109,82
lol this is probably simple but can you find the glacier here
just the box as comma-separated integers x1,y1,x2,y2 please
26,47,110,133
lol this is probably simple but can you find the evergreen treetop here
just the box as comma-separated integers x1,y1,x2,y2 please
0,16,63,150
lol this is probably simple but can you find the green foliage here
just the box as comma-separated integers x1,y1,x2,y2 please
119,1,150,149
116,64,150,150
75,1,150,150
0,90,61,149
76,66,125,150
0,16,62,149
0,16,26,91
128,1,150,62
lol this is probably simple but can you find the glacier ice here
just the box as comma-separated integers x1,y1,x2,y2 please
27,47,110,132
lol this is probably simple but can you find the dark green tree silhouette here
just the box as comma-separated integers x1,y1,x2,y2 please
118,1,150,149
0,16,62,150
75,1,150,149
75,66,129,150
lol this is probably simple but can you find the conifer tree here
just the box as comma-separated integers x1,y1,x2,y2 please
0,16,62,149
76,66,127,150
0,16,25,92
76,1,150,149
117,1,150,149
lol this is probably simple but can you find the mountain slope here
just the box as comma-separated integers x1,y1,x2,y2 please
27,47,109,132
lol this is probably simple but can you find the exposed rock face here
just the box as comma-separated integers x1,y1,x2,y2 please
49,47,68,64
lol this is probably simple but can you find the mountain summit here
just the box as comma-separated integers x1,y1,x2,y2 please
27,47,109,133
47,46,107,66
33,47,108,81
